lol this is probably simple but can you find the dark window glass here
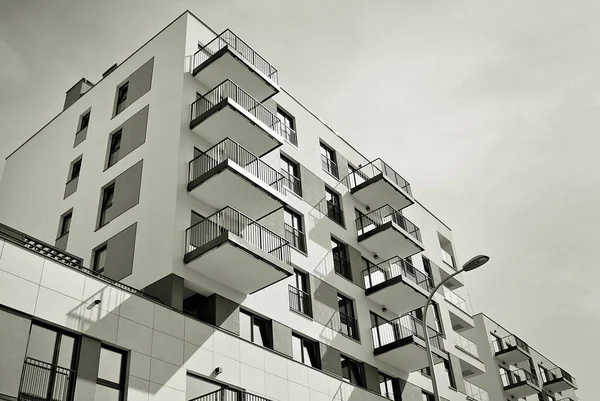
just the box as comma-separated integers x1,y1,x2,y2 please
79,112,90,131
240,310,271,348
422,256,434,286
96,345,125,401
290,269,311,317
325,187,343,225
444,359,457,389
338,294,358,340
284,209,306,252
280,156,301,196
320,142,338,178
116,83,129,114
422,391,434,401
99,184,115,226
292,333,320,368
277,108,295,130
379,373,395,400
60,212,72,237
108,130,122,167
70,159,82,181
331,238,351,279
93,245,107,273
341,355,363,386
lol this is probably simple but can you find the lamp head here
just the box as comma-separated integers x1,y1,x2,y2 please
462,254,490,272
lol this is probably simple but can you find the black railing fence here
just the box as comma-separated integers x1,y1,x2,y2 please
339,311,360,340
333,253,352,278
185,207,291,264
191,80,282,133
280,169,302,197
19,358,74,401
545,367,577,386
501,368,539,387
277,124,297,146
348,159,412,196
288,285,312,317
190,388,272,401
363,256,431,292
371,314,445,352
321,154,339,178
355,205,422,242
284,223,306,252
492,334,530,353
189,138,285,193
193,30,279,82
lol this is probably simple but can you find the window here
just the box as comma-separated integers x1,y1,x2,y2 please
422,256,435,287
99,184,115,227
289,269,311,317
79,111,90,132
539,365,550,383
379,372,395,400
420,367,432,377
320,142,338,178
284,208,306,252
412,302,443,335
331,237,351,280
292,333,320,368
444,359,457,389
325,187,344,225
96,345,126,401
277,107,297,145
108,130,122,167
240,310,271,348
280,155,301,196
93,245,107,273
70,159,82,182
59,212,72,237
422,391,434,401
338,293,358,340
341,355,363,386
115,82,129,114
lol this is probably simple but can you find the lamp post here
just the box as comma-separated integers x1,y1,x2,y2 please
422,254,490,401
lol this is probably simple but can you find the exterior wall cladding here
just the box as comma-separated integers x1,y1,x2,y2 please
0,10,579,401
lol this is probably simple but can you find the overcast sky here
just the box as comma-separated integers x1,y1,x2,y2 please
1,0,598,398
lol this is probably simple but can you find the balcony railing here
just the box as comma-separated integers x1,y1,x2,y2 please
492,334,530,353
348,159,412,196
277,124,298,146
188,138,285,193
464,381,489,401
288,285,312,318
19,358,74,401
185,207,291,264
356,205,422,242
193,30,278,82
363,256,431,292
321,154,339,178
339,311,359,340
284,223,306,252
371,314,445,352
545,367,577,387
456,333,480,358
326,200,344,225
441,249,456,270
333,253,352,279
191,80,282,133
501,368,539,387
444,287,472,314
280,169,302,197
190,388,272,401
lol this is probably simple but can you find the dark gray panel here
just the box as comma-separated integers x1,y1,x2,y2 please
449,354,466,393
196,294,240,335
363,362,380,393
104,223,137,281
73,336,101,401
64,79,94,110
64,176,79,199
73,127,87,148
257,208,284,238
347,244,366,289
105,160,143,223
398,379,422,401
309,275,338,329
116,58,154,114
336,153,349,182
319,343,342,377
107,105,149,167
55,233,69,251
0,309,30,399
272,321,292,357
299,164,325,206
143,274,184,311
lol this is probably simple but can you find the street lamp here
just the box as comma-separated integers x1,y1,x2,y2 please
422,254,490,401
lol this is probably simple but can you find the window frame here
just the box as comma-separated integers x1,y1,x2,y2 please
331,237,351,280
240,310,272,349
78,111,91,133
340,354,364,387
337,293,359,341
115,82,129,115
378,372,395,400
69,158,82,182
96,344,127,401
284,208,306,252
280,155,302,196
99,183,115,227
291,333,320,368
444,359,457,389
324,186,344,226
92,244,108,273
107,129,123,168
59,211,72,238
320,141,338,178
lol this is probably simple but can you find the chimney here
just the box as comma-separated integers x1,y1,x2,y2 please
63,78,95,111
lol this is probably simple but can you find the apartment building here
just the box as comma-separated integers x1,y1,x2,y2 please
0,10,579,401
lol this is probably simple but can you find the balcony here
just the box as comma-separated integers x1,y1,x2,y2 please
543,368,577,393
455,334,486,378
443,287,475,333
356,205,424,259
18,358,74,401
191,388,272,401
188,139,287,219
184,207,293,294
492,334,531,364
349,159,414,211
371,314,446,372
501,368,540,397
362,257,431,315
464,381,489,401
190,80,284,157
192,30,279,102
288,285,312,318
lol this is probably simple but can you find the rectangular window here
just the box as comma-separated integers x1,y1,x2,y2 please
70,159,82,182
320,142,338,178
99,184,115,227
79,111,91,132
341,355,363,386
59,212,72,237
338,293,358,340
422,391,434,401
289,269,311,317
379,372,395,400
115,82,129,114
277,107,297,145
93,245,107,273
325,187,344,225
108,130,122,167
292,333,320,368
280,155,301,196
240,310,271,348
96,345,126,401
420,367,432,377
422,256,435,287
331,237,351,280
444,359,457,389
284,208,306,252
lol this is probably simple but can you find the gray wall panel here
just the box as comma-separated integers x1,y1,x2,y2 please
272,321,292,357
299,165,325,207
73,336,101,401
104,160,143,224
0,309,30,399
107,105,149,167
398,379,422,401
115,58,154,115
309,275,338,329
319,343,342,377
363,362,380,394
105,223,137,281
347,244,366,289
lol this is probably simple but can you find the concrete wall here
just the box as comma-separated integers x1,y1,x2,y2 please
0,308,30,399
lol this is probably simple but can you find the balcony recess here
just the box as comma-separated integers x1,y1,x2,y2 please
356,205,424,259
543,368,577,393
492,335,531,365
443,287,475,333
363,257,431,315
190,80,285,157
188,138,287,219
501,368,540,397
193,30,280,102
455,334,486,378
349,159,414,211
184,207,292,294
371,314,446,372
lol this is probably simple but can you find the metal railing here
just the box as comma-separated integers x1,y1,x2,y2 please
333,253,352,279
363,256,431,292
193,30,278,82
188,138,285,193
185,207,291,264
545,367,577,386
191,80,282,133
456,334,479,358
348,159,412,196
444,287,472,314
321,154,339,178
371,314,445,352
277,124,298,146
325,200,344,225
339,311,359,340
280,169,302,197
492,334,530,354
556,398,576,401
355,205,422,243
441,249,456,270
18,358,74,401
464,381,489,401
284,223,306,252
288,285,312,318
190,388,272,401
501,368,539,387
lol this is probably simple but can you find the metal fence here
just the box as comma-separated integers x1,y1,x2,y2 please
284,223,306,252
500,368,538,387
492,334,530,353
280,169,302,197
443,287,472,314
190,388,273,401
18,358,74,401
464,381,489,401
371,314,445,352
288,285,312,317
545,367,577,386
355,205,422,242
363,256,432,292
348,159,412,196
339,311,360,340
321,154,339,178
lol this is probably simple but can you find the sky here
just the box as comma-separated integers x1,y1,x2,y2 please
1,0,598,398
